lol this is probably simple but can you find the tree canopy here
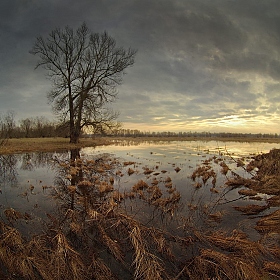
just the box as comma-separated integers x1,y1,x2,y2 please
30,23,136,143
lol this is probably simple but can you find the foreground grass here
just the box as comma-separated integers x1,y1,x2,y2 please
1,136,280,155
0,149,279,279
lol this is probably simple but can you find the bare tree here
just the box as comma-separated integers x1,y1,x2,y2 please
0,111,15,145
30,23,136,143
20,118,32,138
87,107,122,135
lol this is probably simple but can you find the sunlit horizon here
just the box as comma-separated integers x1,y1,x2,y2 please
122,116,280,134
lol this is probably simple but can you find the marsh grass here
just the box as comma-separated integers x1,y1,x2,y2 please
233,204,269,215
0,137,113,154
0,149,280,279
255,209,280,233
2,135,280,155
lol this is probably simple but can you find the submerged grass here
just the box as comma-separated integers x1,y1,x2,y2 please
0,147,280,279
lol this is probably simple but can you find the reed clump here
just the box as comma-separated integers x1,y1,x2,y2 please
243,149,280,195
255,209,280,233
129,224,164,280
238,188,258,196
233,204,269,215
180,227,278,280
191,165,216,184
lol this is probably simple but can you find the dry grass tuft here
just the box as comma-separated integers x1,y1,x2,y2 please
220,161,230,175
238,188,258,196
264,261,280,278
206,230,267,261
233,204,269,215
148,228,175,261
50,231,85,280
255,209,280,233
98,181,114,194
225,177,251,188
132,180,149,191
90,254,115,280
267,195,280,207
123,161,136,166
184,248,265,280
208,211,223,222
143,167,154,175
4,207,23,221
129,224,164,280
191,165,217,185
97,224,124,263
0,222,52,279
127,167,135,175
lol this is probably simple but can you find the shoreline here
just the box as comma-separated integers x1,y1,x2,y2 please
1,136,280,155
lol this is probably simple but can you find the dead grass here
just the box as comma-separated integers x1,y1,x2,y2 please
0,137,113,154
255,209,280,233
191,165,217,185
268,195,280,207
129,224,164,280
206,230,267,259
2,136,280,155
184,248,264,280
181,227,277,280
238,188,258,196
233,204,269,215
264,261,280,279
0,146,280,279
244,149,280,195
90,253,115,280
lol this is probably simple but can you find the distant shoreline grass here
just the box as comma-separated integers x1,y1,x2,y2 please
0,137,112,155
0,136,280,154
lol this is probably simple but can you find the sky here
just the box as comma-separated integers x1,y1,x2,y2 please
1,0,280,134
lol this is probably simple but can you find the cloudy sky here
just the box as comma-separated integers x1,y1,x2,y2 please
1,0,280,133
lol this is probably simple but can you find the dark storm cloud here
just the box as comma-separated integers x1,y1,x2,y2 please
0,0,279,132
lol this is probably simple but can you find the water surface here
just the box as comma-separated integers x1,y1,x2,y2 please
0,140,279,238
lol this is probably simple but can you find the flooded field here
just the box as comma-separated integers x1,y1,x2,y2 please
0,140,279,279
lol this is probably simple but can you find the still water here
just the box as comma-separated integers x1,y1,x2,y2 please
0,140,279,238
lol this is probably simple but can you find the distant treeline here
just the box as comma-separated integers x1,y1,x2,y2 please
0,112,68,139
112,129,280,139
1,111,279,140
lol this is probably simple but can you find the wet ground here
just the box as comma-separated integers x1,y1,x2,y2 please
0,140,279,279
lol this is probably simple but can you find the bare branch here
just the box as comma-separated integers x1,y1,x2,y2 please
30,23,136,143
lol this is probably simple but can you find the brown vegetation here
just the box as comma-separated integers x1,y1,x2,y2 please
0,137,113,154
255,209,280,233
233,204,269,215
0,146,280,279
2,136,280,155
228,149,280,208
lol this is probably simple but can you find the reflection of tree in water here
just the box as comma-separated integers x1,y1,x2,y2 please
48,148,186,278
0,149,278,279
20,152,57,171
110,139,170,147
0,152,57,186
53,149,119,211
46,149,280,279
20,153,34,171
0,154,18,185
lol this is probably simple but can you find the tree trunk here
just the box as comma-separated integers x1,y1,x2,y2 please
70,91,85,144
70,128,80,143
69,86,79,143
